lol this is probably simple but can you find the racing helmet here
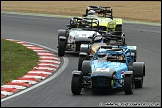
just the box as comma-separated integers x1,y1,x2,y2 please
94,36,102,43
70,18,78,28
88,10,96,15
98,49,107,59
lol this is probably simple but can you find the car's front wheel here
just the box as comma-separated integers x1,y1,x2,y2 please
71,75,82,95
58,40,66,56
124,74,135,95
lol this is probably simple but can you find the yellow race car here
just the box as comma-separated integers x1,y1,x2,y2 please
81,6,122,32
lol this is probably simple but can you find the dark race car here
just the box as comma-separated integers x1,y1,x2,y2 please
78,31,132,71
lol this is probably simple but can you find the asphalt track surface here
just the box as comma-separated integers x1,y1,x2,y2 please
1,13,161,107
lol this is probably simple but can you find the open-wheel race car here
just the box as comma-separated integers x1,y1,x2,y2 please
57,17,108,56
71,45,144,95
78,31,132,71
81,6,123,32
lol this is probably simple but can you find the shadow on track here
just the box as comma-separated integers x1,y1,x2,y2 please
81,88,124,96
64,51,79,57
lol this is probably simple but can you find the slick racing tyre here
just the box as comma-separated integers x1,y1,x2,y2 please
58,40,66,56
133,62,145,88
82,60,91,76
131,50,137,62
124,74,135,95
80,44,90,55
58,29,66,41
71,75,82,95
115,25,122,32
78,56,87,71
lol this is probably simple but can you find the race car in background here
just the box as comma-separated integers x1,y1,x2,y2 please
82,6,123,32
77,31,132,71
71,45,145,95
57,17,103,56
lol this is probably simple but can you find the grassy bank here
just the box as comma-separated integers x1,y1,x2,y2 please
1,1,161,23
1,39,39,85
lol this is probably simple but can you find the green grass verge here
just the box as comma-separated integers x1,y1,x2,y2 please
1,38,39,85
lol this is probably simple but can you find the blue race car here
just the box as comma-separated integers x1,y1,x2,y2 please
71,45,145,95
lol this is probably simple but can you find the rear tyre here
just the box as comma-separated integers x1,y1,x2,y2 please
115,25,122,32
82,60,91,76
133,62,145,88
58,40,66,56
124,75,135,95
80,45,90,55
135,77,143,88
131,50,137,62
78,56,87,71
71,75,82,95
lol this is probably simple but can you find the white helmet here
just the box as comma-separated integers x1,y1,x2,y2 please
88,10,96,15
98,49,107,59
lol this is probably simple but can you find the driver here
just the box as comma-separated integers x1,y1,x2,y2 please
70,18,79,28
94,36,103,43
98,49,107,60
87,10,97,17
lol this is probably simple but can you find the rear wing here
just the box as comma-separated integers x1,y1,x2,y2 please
104,31,125,39
112,46,137,51
98,6,113,18
85,6,113,18
97,45,137,52
87,6,102,11
93,45,135,64
81,17,100,30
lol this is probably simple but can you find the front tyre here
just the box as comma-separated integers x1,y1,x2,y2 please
71,75,82,95
124,75,135,95
58,40,66,56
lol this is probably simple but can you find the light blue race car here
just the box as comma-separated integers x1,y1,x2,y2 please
71,45,145,95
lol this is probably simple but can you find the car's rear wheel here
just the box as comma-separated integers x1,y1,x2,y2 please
133,62,145,88
78,56,87,71
131,50,137,62
115,25,122,32
135,77,143,88
82,60,91,76
80,45,90,55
